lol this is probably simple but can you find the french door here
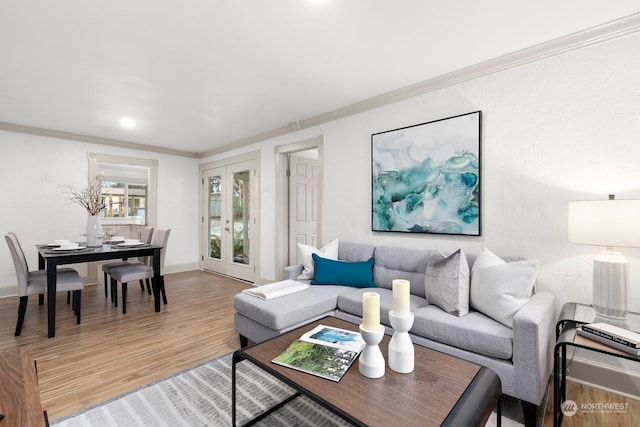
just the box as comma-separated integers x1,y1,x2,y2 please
202,160,256,282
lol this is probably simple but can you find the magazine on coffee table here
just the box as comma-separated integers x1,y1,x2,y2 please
272,325,365,382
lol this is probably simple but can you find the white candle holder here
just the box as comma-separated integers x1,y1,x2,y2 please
359,324,385,378
388,311,414,373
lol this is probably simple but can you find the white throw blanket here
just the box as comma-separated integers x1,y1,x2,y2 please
241,279,309,300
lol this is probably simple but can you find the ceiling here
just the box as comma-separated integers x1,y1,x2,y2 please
1,1,638,157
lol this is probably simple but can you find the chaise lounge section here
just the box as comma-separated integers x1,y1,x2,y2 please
234,241,556,427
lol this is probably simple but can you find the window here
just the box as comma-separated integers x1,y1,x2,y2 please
101,181,147,218
88,153,158,226
98,164,148,221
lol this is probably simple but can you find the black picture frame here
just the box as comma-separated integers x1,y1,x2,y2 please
371,111,482,236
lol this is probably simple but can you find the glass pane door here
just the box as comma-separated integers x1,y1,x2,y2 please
208,174,222,260
232,170,250,265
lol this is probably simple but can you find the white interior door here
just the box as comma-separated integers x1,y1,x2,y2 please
202,160,256,282
288,151,319,264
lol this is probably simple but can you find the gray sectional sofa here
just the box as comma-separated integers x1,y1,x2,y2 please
234,241,556,427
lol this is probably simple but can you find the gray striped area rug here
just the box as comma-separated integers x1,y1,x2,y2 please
51,352,520,426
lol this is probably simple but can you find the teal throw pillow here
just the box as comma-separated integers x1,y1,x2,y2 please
310,253,376,288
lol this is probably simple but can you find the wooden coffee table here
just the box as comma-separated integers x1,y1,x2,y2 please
232,317,501,426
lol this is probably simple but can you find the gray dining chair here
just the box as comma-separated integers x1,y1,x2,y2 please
109,228,170,314
5,233,84,336
101,226,154,300
7,231,78,306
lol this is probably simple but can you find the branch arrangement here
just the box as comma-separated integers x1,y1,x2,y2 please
62,177,106,216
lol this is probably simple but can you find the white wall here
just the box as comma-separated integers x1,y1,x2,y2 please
2,32,638,313
205,32,640,313
0,132,200,295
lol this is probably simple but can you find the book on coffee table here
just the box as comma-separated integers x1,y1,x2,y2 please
272,325,365,382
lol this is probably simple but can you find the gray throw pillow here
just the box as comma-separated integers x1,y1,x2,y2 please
425,249,470,316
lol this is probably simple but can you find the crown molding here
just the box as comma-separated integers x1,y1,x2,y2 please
0,121,200,158
213,12,640,154
1,13,638,159
198,124,296,158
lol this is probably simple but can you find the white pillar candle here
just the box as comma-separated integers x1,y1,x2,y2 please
392,279,410,317
362,292,380,331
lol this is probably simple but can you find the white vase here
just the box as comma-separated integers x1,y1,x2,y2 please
86,215,103,247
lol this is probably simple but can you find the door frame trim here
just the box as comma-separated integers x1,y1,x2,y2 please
199,150,260,280
274,136,324,280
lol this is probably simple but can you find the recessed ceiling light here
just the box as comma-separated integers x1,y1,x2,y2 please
120,117,136,128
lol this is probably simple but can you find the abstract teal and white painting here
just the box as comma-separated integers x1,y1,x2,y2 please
371,111,481,236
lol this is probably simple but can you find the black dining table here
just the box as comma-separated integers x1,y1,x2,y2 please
37,243,162,338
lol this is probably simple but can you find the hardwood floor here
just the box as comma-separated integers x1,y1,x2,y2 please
542,378,640,427
1,269,638,426
0,270,251,421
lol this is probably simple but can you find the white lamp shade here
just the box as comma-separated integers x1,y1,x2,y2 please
568,199,640,248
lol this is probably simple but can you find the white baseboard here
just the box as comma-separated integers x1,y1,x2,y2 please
165,262,200,274
0,286,18,298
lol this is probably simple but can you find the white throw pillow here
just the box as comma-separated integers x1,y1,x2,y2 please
470,248,538,328
425,249,470,316
297,239,339,280
471,248,505,273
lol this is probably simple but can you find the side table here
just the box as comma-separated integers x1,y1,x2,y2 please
554,302,640,427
